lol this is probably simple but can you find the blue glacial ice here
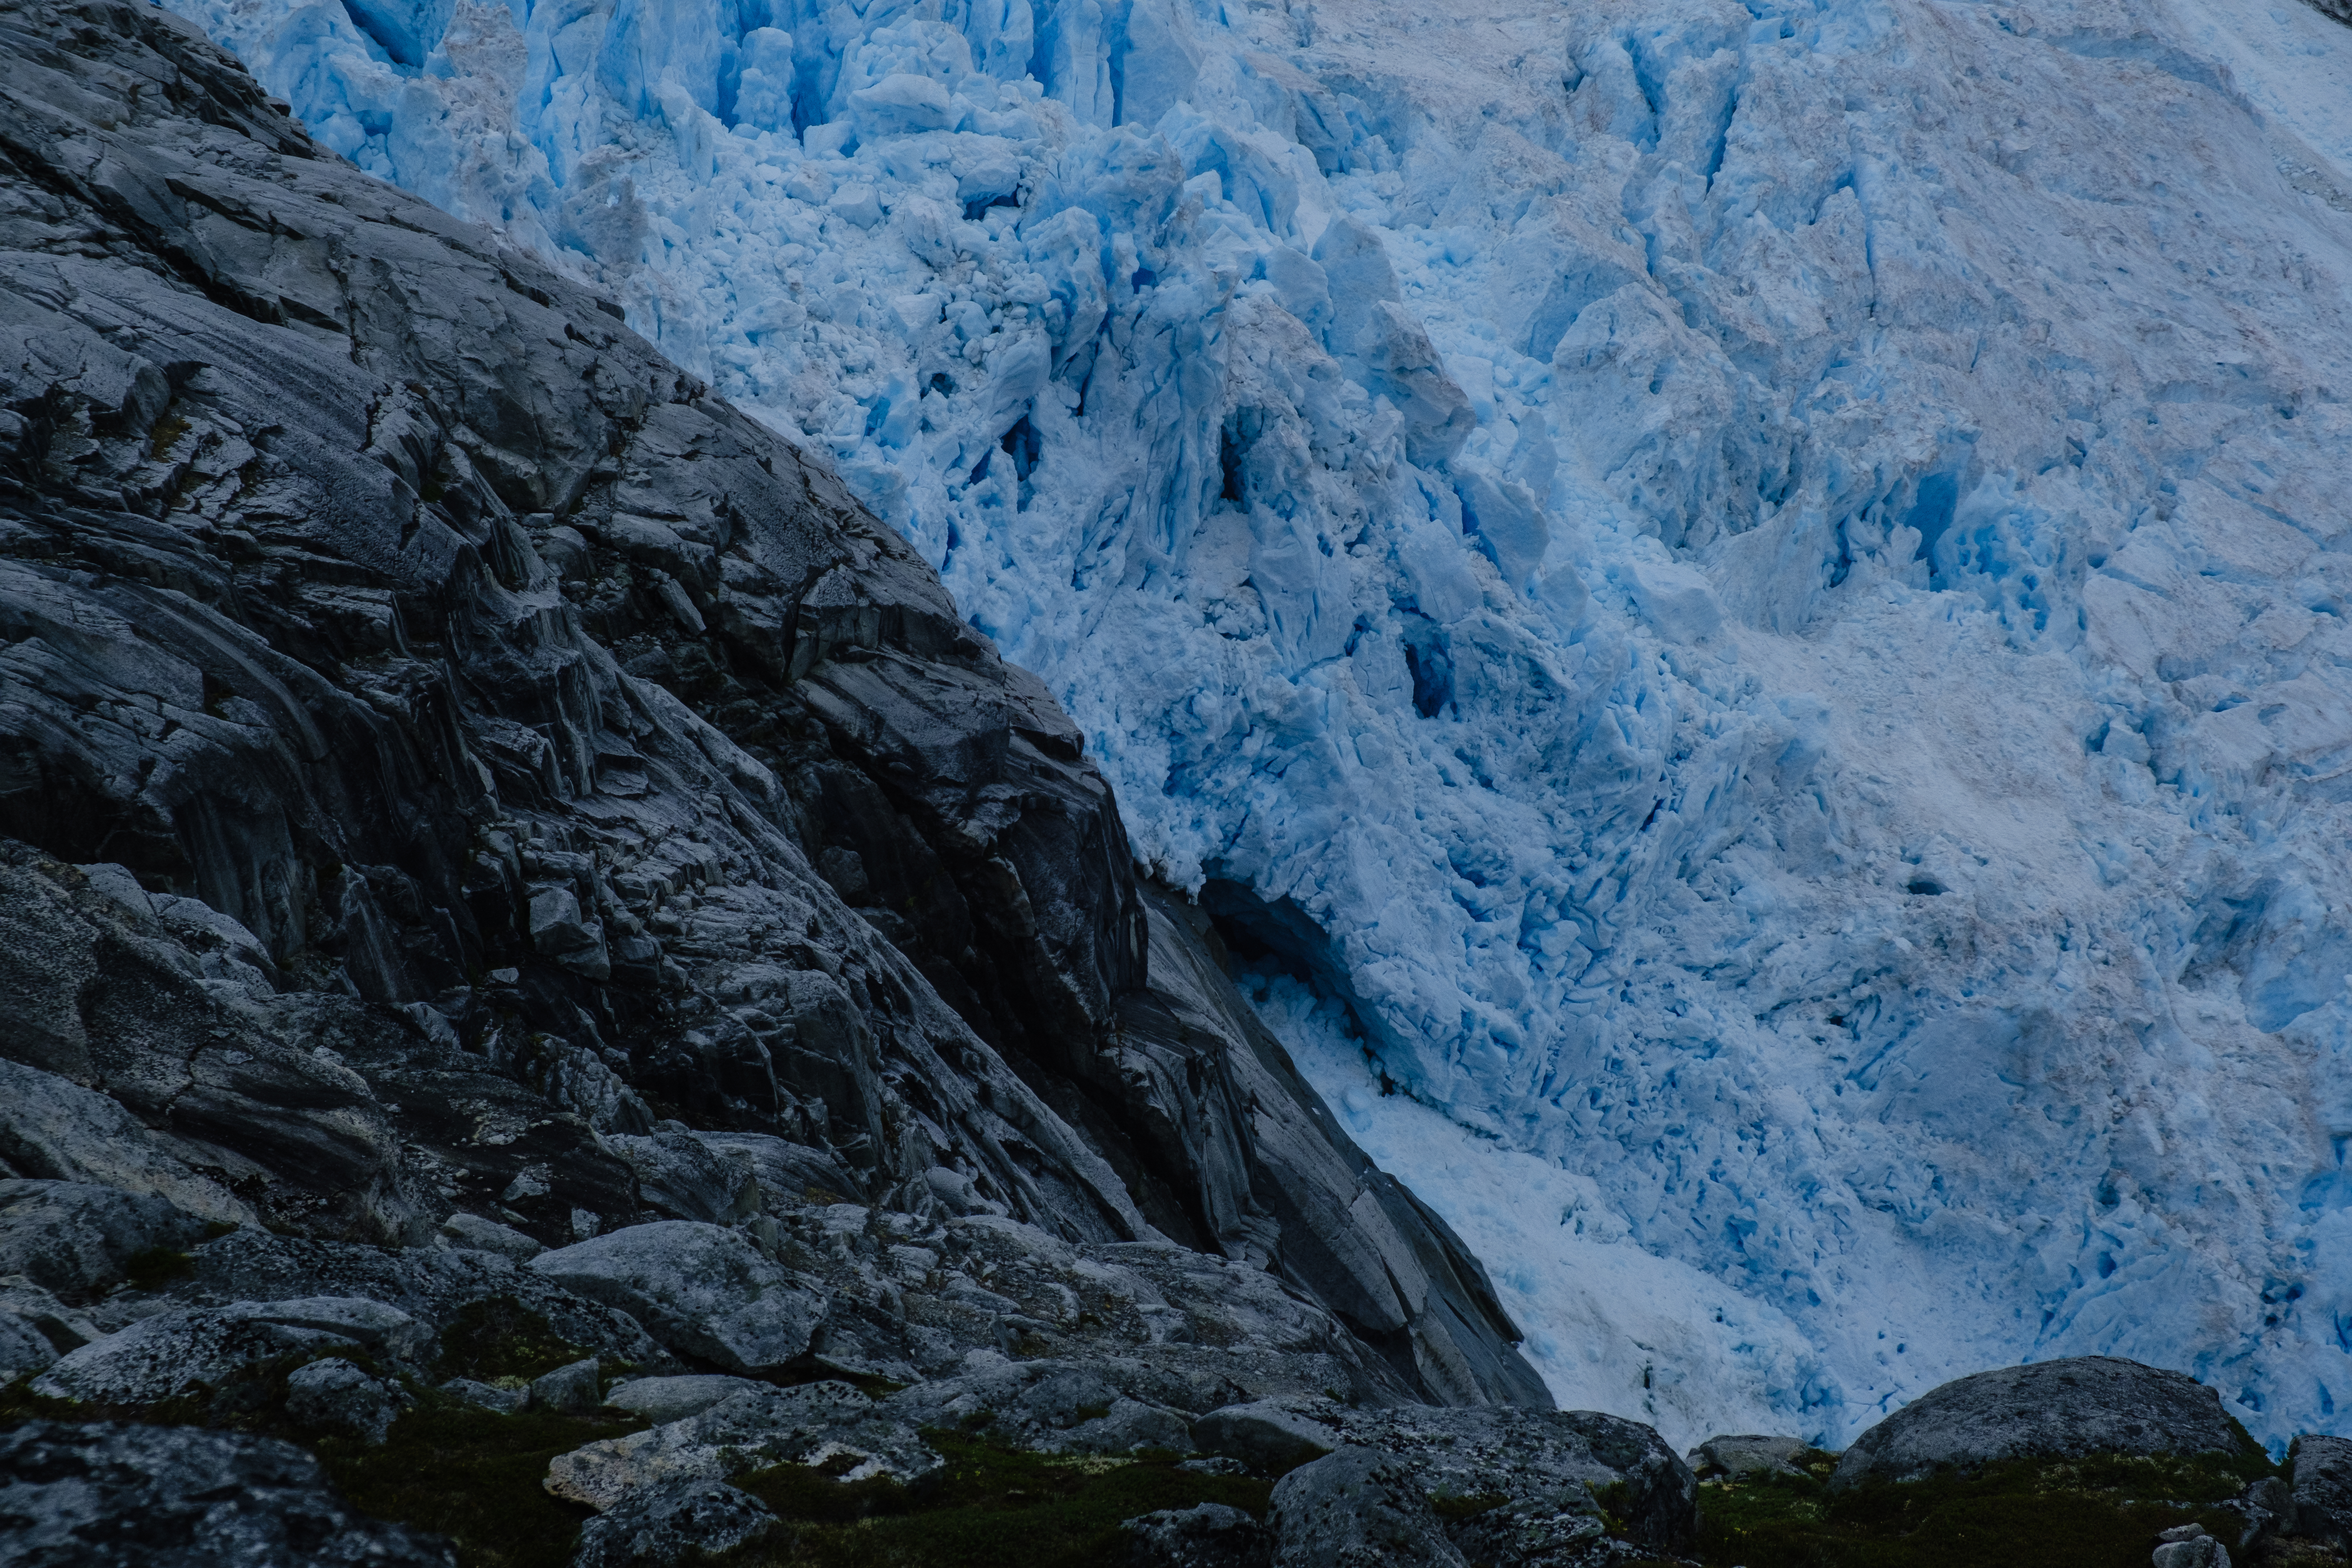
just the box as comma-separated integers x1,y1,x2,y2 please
168,0,2352,1449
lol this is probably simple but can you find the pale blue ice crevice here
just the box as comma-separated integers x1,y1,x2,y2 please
167,0,2352,1447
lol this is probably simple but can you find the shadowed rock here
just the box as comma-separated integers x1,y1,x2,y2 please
0,1420,456,1565
1122,1501,1272,1568
285,1357,410,1443
31,1297,423,1404
547,1381,937,1513
573,1480,776,1568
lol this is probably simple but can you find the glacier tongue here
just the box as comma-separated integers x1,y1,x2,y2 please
169,0,2352,1446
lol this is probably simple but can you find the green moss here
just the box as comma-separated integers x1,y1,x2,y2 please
122,1246,196,1293
149,410,192,459
721,1432,1272,1568
2,1356,645,1568
1591,1477,1635,1533
1429,1491,1509,1522
0,1382,92,1428
0,1349,338,1434
735,1462,919,1525
435,1298,591,1385
318,1397,645,1568
1695,1450,2271,1568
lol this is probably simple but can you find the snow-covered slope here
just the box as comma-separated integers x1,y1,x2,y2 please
167,0,2352,1448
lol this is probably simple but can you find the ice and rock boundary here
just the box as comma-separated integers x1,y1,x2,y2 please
141,0,2352,1449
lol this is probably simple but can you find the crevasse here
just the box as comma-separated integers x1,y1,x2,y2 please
168,0,2352,1448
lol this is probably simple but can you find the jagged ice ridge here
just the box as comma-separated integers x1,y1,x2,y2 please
165,0,2352,1450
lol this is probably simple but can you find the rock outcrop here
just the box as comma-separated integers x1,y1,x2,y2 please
0,0,1539,1410
2292,1434,2352,1547
1830,1357,2259,1490
1194,1397,1699,1564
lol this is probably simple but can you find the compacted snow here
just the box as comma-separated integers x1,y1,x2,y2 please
170,0,2352,1449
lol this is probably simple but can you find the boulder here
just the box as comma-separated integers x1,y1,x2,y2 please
2232,1473,2291,1550
529,1357,602,1413
2291,1433,2352,1544
1690,1433,1810,1479
605,1134,758,1225
0,1278,95,1367
0,1179,206,1302
286,1358,410,1443
603,1374,766,1424
2152,1522,2230,1567
441,1377,528,1415
696,1133,867,1210
528,1222,827,1377
1268,1447,1467,1568
884,1357,1205,1455
438,1213,545,1261
547,1382,939,1512
0,1419,455,1565
1309,1402,1697,1560
1830,1358,2253,1490
31,1298,424,1404
572,1479,777,1568
1193,1402,1337,1474
1123,1501,1272,1568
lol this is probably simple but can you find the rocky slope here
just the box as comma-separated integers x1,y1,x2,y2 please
0,0,1550,1417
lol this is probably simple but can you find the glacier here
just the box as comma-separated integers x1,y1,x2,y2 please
163,0,2352,1449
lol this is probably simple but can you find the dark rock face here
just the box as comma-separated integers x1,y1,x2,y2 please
2291,1434,2352,1545
284,1357,410,1444
0,1419,457,1566
1830,1357,2255,1490
1121,1502,1271,1568
0,0,1541,1411
1122,890,1549,1406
